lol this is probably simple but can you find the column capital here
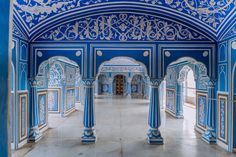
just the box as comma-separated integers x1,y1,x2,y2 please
82,79,95,87
29,77,38,87
150,78,162,87
208,80,216,88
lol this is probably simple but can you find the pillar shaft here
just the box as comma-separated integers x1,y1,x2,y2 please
176,82,184,118
28,78,42,142
147,79,163,144
202,80,216,144
81,79,96,143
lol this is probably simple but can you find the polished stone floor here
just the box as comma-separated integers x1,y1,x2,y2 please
12,96,235,157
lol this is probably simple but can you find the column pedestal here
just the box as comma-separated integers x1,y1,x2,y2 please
81,127,96,143
28,126,42,142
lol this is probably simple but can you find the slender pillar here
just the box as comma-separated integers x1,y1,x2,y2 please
108,78,113,96
127,78,132,97
176,82,184,118
147,79,163,144
28,78,42,142
94,80,98,97
202,80,216,143
81,79,96,143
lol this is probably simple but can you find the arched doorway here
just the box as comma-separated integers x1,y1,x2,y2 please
36,56,81,131
114,74,126,95
165,57,209,134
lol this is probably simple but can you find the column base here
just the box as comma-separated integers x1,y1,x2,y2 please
201,130,216,144
81,128,96,144
176,114,184,119
147,128,163,145
28,126,42,142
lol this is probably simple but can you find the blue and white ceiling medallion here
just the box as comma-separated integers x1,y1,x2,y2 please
203,51,209,57
97,50,103,56
76,50,82,57
165,51,171,57
143,50,149,57
37,51,43,57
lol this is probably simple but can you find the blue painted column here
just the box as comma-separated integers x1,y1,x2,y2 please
81,79,96,143
147,79,163,144
202,80,216,143
0,1,11,156
108,78,113,96
176,82,184,118
28,78,42,142
94,80,98,97
127,77,132,97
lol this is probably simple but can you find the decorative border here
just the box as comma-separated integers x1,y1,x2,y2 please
196,91,208,131
18,91,28,142
218,93,228,144
37,90,48,130
47,88,61,113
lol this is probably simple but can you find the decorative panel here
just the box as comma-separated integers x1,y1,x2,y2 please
166,88,176,114
196,92,207,131
48,89,60,113
37,91,48,129
102,84,109,93
218,94,228,143
76,87,80,102
66,88,75,112
18,92,28,142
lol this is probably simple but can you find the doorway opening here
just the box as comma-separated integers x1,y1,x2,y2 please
164,57,209,134
114,75,126,95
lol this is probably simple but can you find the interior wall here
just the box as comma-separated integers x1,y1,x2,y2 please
11,29,30,149
217,35,236,151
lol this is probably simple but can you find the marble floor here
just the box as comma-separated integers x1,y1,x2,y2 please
12,96,235,157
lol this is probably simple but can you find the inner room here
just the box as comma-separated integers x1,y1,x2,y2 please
0,1,236,157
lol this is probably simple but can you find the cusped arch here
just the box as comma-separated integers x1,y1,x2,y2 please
165,57,208,79
36,56,80,87
97,56,148,78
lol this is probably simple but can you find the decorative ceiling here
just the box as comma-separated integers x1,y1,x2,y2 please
13,0,236,41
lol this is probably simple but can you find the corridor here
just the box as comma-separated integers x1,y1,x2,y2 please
12,97,233,157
